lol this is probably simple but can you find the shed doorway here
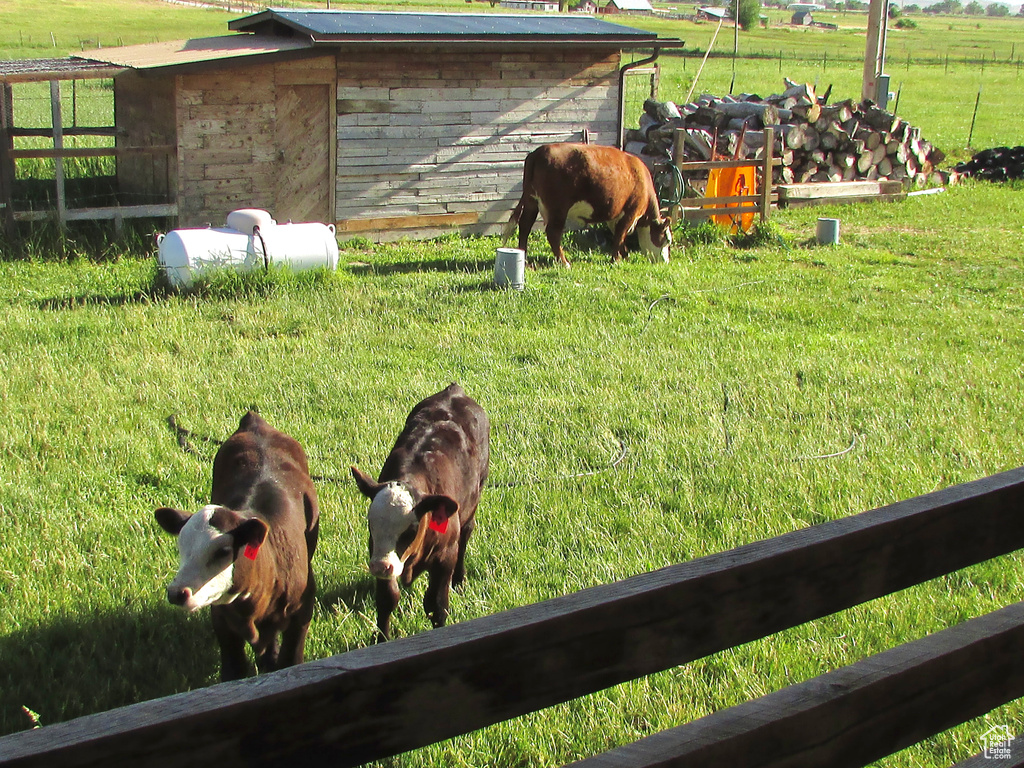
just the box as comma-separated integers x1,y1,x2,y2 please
275,83,331,224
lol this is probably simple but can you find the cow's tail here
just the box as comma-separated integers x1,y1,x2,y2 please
502,199,524,244
503,149,537,244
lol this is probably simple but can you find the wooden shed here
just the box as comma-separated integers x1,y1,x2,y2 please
73,10,678,240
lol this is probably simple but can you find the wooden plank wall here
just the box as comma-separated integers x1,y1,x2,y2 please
333,47,621,239
174,55,335,227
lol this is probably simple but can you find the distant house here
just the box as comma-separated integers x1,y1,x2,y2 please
572,0,599,11
499,0,560,10
601,0,656,14
696,5,730,19
791,9,813,22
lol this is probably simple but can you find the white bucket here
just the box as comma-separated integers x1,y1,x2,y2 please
494,247,525,290
157,211,339,289
816,218,840,245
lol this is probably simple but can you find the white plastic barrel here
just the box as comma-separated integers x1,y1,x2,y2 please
494,247,526,290
156,210,339,289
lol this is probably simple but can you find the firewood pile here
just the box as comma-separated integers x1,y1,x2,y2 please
953,146,1024,181
626,79,951,188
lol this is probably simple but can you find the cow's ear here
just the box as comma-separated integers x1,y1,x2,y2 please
230,518,269,560
413,495,459,521
351,466,384,499
155,507,191,536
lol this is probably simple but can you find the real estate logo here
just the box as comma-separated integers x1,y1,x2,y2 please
982,725,1015,760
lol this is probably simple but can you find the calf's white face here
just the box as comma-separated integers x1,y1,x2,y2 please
638,224,672,263
159,505,239,612
367,483,417,581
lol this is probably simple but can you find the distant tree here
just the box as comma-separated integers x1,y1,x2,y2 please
736,0,762,29
964,0,983,13
925,0,961,11
845,0,867,9
888,2,901,17
986,2,1009,14
904,3,920,11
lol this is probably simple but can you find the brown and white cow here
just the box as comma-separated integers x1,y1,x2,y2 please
351,383,489,641
504,142,672,269
155,411,319,681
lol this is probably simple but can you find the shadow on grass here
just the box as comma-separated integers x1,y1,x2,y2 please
317,576,375,618
35,286,173,311
344,256,495,277
0,604,218,737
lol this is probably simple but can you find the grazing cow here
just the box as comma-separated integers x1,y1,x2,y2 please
504,142,672,269
351,383,489,641
155,411,319,681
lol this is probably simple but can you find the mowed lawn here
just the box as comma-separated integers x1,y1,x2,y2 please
2,179,1024,766
2,0,1024,763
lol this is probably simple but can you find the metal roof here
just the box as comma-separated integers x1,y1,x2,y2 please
0,57,123,83
228,9,661,46
607,0,655,9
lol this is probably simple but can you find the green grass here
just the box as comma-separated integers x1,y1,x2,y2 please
630,10,1024,65
0,0,231,60
3,1,1024,763
2,181,1024,766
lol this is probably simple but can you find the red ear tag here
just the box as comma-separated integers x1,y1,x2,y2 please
244,543,260,561
428,514,448,534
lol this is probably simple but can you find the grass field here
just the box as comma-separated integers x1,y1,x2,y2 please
0,0,229,60
2,179,1024,766
2,1,1024,765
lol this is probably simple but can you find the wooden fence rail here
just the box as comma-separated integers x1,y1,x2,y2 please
2,467,1024,767
569,601,1024,767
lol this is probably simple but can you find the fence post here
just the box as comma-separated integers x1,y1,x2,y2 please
761,125,773,223
0,83,16,234
49,79,67,232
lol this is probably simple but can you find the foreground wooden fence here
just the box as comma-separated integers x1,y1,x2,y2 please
3,468,1024,767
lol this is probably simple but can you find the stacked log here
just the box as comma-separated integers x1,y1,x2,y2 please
625,78,951,188
953,146,1024,181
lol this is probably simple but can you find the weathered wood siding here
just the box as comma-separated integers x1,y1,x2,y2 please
175,55,335,227
119,46,620,235
333,47,621,240
114,71,177,203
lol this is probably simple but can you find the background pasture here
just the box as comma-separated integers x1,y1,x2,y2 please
2,1,1024,766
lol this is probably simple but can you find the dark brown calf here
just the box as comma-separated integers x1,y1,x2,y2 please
351,383,489,641
155,411,319,681
504,142,672,268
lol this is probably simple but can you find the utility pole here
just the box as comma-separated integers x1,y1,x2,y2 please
862,0,890,106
